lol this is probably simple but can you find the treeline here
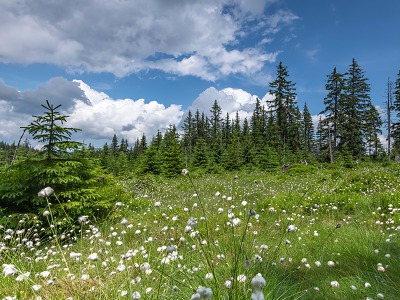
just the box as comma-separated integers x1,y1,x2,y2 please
2,59,400,177
95,59,400,176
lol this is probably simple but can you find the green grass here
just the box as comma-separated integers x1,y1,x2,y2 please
1,165,400,299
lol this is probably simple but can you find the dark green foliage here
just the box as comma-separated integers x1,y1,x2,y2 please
301,103,314,159
267,62,298,152
0,101,109,223
286,163,317,175
392,70,400,152
340,59,371,158
321,67,345,159
22,100,82,160
160,125,184,177
319,59,383,162
192,138,210,168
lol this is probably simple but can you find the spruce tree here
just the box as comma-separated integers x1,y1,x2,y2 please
182,110,195,164
209,100,223,163
341,58,372,158
22,100,82,160
138,137,160,175
192,138,209,168
111,134,119,156
302,103,315,160
392,70,400,153
315,116,331,162
251,98,266,150
267,62,298,153
321,67,345,159
241,118,255,167
364,104,383,159
160,125,184,177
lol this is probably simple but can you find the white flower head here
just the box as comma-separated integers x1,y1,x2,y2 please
197,286,212,299
38,187,54,197
190,294,200,300
330,280,339,288
181,169,189,176
237,274,247,283
132,291,141,299
87,253,99,261
78,215,89,224
287,224,297,232
2,264,18,276
251,274,266,290
232,218,241,227
32,284,42,291
39,270,50,278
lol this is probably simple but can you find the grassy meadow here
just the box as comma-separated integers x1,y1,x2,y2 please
1,164,400,299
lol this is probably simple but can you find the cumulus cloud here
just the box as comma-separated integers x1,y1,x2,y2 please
0,78,88,115
0,77,88,142
181,86,274,127
66,80,184,144
0,78,183,146
0,0,298,80
0,78,281,146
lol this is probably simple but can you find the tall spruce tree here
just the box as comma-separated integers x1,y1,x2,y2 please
392,70,400,153
385,78,394,159
302,103,314,160
267,62,298,154
241,117,255,166
160,125,183,177
251,98,266,150
341,58,372,158
210,100,223,162
321,67,345,160
315,116,331,162
182,110,195,165
111,134,119,156
364,103,383,158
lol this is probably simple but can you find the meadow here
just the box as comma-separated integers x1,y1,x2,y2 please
1,164,400,299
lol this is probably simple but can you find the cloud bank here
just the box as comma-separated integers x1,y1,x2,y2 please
0,0,298,80
0,78,274,147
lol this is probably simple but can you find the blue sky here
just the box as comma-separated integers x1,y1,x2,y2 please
0,0,399,147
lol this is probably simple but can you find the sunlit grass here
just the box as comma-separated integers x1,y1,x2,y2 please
1,166,400,299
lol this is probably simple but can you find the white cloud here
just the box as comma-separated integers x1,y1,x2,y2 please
0,0,298,80
68,81,184,144
181,86,274,127
265,9,299,34
0,78,183,147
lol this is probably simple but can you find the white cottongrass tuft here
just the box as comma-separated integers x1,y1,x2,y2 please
196,286,212,299
38,187,54,197
32,284,42,291
87,253,99,261
231,218,241,227
330,281,339,288
39,270,51,278
132,291,141,299
225,279,233,288
2,264,18,276
78,215,89,224
251,274,266,300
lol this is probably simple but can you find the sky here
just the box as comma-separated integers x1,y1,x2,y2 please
0,0,399,148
